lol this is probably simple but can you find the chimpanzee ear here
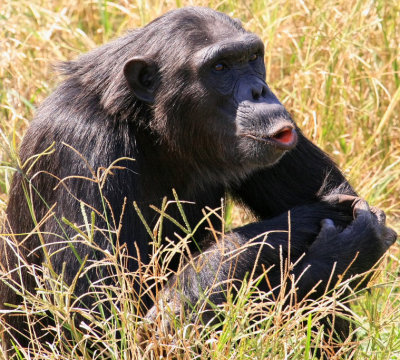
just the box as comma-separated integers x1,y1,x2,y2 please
123,56,159,104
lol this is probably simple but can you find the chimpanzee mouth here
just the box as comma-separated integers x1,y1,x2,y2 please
241,126,298,150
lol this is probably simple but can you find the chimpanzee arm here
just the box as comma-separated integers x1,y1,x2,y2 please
232,131,357,218
145,199,396,325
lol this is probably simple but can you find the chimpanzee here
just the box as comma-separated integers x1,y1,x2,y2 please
2,6,396,352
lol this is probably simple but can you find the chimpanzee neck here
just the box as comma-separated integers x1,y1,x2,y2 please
133,128,205,201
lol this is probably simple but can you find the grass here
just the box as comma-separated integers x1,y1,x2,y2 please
0,0,399,358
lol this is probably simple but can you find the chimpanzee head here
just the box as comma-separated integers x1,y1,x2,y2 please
122,7,297,181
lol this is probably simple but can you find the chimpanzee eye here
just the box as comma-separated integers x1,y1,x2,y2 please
249,53,258,61
214,63,225,71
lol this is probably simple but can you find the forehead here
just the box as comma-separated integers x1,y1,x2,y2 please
148,9,263,67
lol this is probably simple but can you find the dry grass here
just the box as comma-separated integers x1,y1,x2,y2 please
0,0,399,358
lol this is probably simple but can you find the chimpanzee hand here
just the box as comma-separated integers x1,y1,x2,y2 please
304,195,397,280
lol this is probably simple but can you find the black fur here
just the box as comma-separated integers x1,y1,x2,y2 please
2,7,396,353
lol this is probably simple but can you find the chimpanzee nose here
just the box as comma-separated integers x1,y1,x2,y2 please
251,83,268,101
235,78,281,105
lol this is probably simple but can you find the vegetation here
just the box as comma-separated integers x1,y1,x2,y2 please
0,0,399,358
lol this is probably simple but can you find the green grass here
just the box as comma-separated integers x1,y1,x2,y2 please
0,0,399,358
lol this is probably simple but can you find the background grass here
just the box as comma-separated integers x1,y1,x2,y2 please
0,0,399,359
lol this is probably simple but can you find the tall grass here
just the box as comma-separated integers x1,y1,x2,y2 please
0,0,399,358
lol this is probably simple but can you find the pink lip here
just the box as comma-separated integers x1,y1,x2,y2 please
270,126,297,146
241,126,298,150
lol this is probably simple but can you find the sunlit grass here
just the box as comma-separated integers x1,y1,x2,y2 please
0,0,399,358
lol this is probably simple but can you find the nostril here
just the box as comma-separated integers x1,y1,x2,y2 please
261,86,267,97
252,89,260,101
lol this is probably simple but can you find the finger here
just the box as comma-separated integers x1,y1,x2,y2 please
352,198,371,219
322,193,359,206
340,206,374,237
311,219,338,248
322,194,364,217
317,218,338,238
321,218,335,230
383,227,398,248
370,206,386,225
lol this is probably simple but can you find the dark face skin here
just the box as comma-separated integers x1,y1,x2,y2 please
195,33,297,164
124,21,297,177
